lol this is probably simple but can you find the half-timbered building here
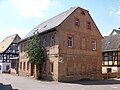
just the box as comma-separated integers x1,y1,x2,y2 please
102,29,120,78
0,34,21,73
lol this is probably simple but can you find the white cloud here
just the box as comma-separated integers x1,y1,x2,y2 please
0,26,29,42
11,0,57,18
109,7,116,16
116,6,120,15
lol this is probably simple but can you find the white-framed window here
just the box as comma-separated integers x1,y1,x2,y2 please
92,40,96,50
68,35,73,48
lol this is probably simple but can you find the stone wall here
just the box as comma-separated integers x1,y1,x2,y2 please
57,7,102,81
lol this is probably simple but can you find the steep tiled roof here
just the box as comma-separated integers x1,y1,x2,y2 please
21,7,84,42
102,34,120,51
0,34,18,53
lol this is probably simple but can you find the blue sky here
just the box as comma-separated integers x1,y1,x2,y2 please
0,0,120,41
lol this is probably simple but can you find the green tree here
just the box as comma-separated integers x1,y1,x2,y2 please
27,32,48,79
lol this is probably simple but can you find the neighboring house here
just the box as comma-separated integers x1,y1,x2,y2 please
0,34,21,74
102,29,120,78
110,29,120,35
19,7,102,82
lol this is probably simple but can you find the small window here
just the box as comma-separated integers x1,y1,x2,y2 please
43,36,47,47
81,11,85,15
50,35,55,46
87,22,91,30
92,40,96,50
68,35,73,48
13,50,16,53
4,56,6,60
7,60,10,63
75,18,80,26
50,62,53,74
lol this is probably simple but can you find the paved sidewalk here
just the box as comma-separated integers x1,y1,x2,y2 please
0,74,120,90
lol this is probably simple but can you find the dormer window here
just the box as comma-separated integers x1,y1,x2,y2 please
43,25,47,28
87,22,91,30
75,18,80,26
105,42,110,49
81,11,85,15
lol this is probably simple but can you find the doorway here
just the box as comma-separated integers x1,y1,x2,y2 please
31,64,34,76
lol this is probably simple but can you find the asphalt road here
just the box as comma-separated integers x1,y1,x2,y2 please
0,74,120,90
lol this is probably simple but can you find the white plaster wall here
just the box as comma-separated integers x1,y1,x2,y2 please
112,67,118,73
0,62,11,72
102,67,107,73
102,66,118,73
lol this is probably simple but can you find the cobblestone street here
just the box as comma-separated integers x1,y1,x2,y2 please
0,74,120,90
